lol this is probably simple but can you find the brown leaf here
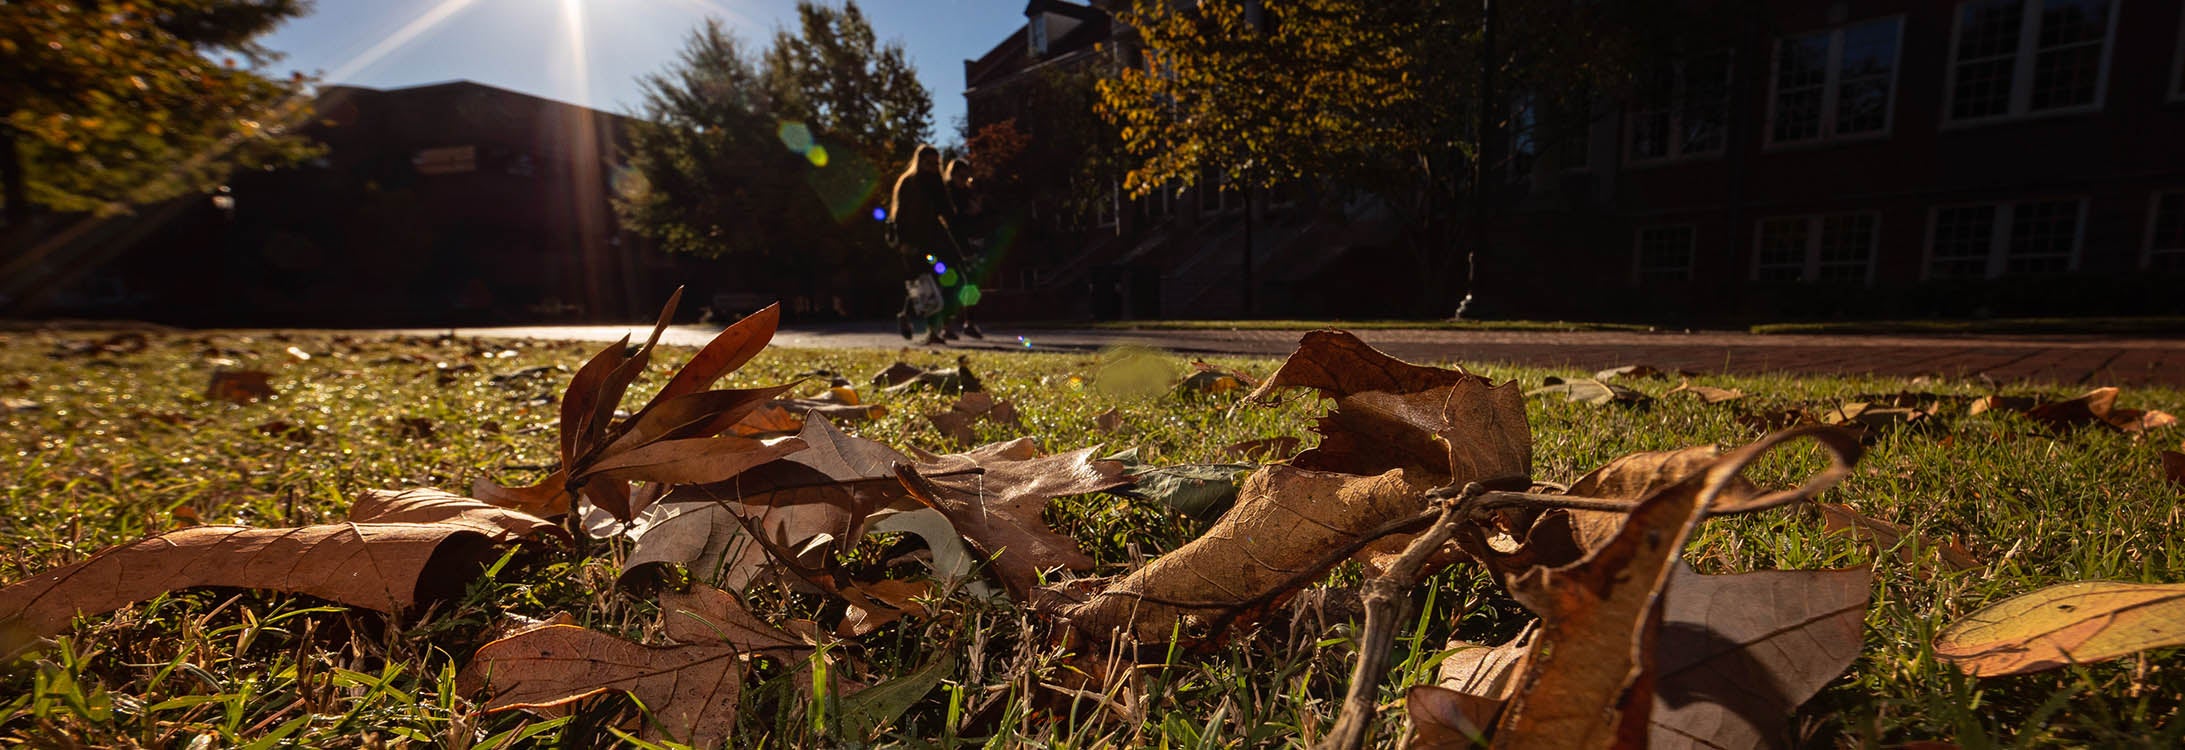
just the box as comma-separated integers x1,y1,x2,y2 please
1091,407,1124,434
2164,446,2185,487
1246,330,1479,400
1816,503,1979,573
1666,378,1745,404
1045,465,1432,642
1645,563,1871,749
728,404,806,438
1527,378,1650,407
584,435,809,490
871,361,925,387
1976,387,2177,434
882,356,983,394
1176,361,1255,396
205,369,275,403
466,624,742,748
623,499,851,593
1595,364,1667,381
897,443,1130,600
635,302,780,420
659,583,809,654
925,392,1020,445
1492,428,1859,749
473,470,574,519
1437,627,1535,698
1407,685,1503,749
0,524,496,657
1934,581,2185,677
349,488,570,543
1569,447,1763,514
606,386,798,455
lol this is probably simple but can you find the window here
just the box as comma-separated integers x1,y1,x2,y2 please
1769,18,1902,144
1946,0,2116,123
1755,214,1879,282
1635,226,1697,282
1629,52,1732,162
2147,191,2185,270
1925,198,2086,279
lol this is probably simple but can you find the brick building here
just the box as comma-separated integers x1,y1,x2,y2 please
4,81,770,326
967,0,2185,323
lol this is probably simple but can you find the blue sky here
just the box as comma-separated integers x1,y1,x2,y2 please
259,0,1032,142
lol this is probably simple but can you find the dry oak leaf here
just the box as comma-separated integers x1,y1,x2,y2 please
925,391,1021,445
205,369,275,403
1407,684,1504,749
0,523,497,657
466,624,743,748
1974,387,2177,434
1245,330,1531,484
1596,364,1669,381
349,488,569,544
659,583,809,655
728,403,806,438
1667,379,1746,404
1934,581,2185,677
882,356,983,394
1091,407,1124,434
897,439,1131,600
1492,428,1859,749
1527,377,1651,407
2164,445,2185,487
1042,465,1435,643
1816,503,1979,573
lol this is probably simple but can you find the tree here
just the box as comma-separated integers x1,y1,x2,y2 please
761,1,932,170
0,0,319,231
613,4,938,306
1098,0,1671,315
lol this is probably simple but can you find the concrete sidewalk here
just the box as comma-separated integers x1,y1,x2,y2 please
391,322,2185,387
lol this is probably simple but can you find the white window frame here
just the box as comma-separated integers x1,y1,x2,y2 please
1633,224,1699,283
1921,197,2089,280
1751,212,1883,284
1625,53,1734,165
2146,190,2185,269
1764,16,1905,148
1942,0,2121,127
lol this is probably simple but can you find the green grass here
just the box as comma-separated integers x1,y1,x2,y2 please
1,328,2182,747
1023,319,1660,333
1749,316,2185,336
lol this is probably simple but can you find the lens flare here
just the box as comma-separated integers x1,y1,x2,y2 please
805,145,829,167
872,207,887,221
776,121,813,154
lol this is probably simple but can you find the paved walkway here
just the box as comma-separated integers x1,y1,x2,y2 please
390,322,2185,388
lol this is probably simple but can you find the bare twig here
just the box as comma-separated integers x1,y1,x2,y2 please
1316,483,1482,750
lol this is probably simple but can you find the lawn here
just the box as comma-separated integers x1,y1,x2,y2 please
1,327,2180,748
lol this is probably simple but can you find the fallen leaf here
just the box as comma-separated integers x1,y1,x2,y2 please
1407,685,1503,749
1114,462,1254,520
1934,581,2185,677
658,583,808,654
465,624,743,748
2164,446,2184,487
1246,330,1479,399
728,404,806,438
1492,428,1859,748
883,356,983,394
1526,378,1650,407
1975,387,2177,434
1176,361,1255,397
473,470,573,519
583,435,810,487
1044,465,1431,642
871,361,924,388
622,498,850,593
1816,503,1979,573
205,369,275,403
0,523,498,657
836,651,959,743
1639,563,1871,749
1666,379,1745,404
348,488,569,544
1,397,39,413
1595,364,1667,381
926,392,1020,445
1436,627,1534,698
1091,408,1123,434
896,442,1131,600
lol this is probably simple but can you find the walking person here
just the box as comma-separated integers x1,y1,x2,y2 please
887,144,963,345
943,158,985,339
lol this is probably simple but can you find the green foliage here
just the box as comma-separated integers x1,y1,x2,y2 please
0,0,320,218
614,2,936,294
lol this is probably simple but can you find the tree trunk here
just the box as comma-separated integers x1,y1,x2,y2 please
1,124,29,239
1241,187,1254,317
1462,0,1498,320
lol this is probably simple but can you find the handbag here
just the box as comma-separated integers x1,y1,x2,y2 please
904,274,943,317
